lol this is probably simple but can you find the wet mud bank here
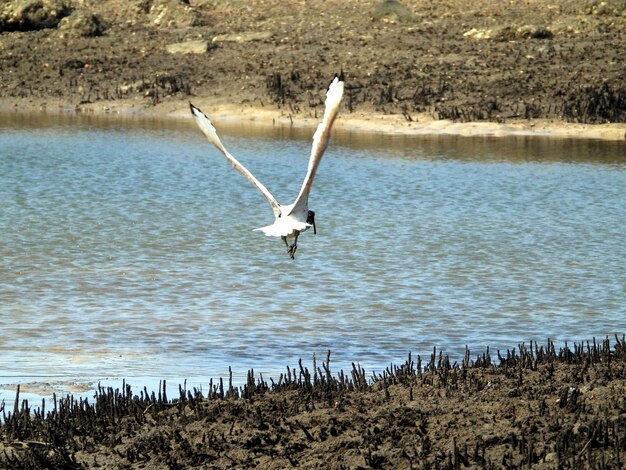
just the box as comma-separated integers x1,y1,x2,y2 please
1,1,625,139
2,337,626,469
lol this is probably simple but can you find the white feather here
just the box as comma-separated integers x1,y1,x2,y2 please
190,103,281,218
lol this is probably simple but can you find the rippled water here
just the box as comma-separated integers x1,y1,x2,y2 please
1,111,625,403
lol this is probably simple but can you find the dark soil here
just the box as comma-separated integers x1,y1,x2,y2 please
1,0,625,123
2,338,626,469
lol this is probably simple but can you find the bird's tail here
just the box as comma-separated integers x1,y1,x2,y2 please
254,219,311,237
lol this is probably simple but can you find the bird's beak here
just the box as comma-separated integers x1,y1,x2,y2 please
312,218,317,234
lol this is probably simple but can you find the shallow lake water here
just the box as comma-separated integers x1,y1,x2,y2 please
1,111,625,406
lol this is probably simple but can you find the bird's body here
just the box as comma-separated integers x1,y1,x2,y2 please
190,75,344,259
255,203,306,237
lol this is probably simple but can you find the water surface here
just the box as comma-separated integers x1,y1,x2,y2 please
1,111,625,403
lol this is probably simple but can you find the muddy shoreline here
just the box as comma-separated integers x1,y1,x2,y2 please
1,0,625,141
2,338,626,469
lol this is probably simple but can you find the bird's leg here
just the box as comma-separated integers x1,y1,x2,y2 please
287,232,300,260
282,234,296,259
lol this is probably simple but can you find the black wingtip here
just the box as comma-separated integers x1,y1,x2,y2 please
189,102,207,120
330,70,345,88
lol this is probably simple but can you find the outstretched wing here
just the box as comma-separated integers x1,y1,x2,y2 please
190,103,281,217
289,75,344,216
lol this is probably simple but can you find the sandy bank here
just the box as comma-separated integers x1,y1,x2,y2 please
3,97,625,141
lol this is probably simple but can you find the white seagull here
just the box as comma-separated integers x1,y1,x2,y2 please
190,75,344,259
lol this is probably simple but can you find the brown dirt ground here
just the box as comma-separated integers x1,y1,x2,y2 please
0,0,625,139
2,340,626,469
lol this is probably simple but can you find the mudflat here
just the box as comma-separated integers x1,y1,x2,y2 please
2,340,626,468
0,0,624,138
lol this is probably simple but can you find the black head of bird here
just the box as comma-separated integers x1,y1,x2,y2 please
307,210,317,234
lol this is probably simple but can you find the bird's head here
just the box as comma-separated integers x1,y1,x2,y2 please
307,210,316,234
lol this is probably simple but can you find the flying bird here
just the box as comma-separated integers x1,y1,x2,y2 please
190,75,344,259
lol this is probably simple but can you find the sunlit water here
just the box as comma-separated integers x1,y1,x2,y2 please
1,111,625,406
